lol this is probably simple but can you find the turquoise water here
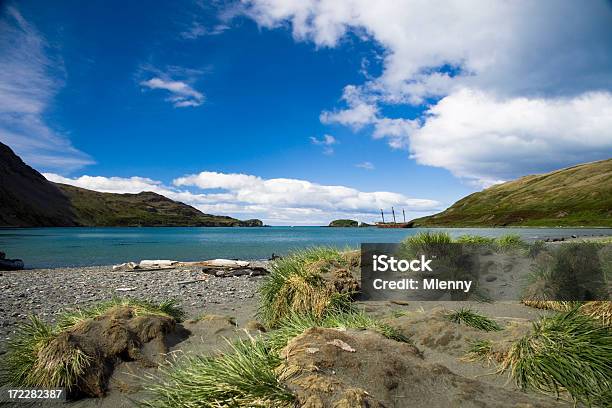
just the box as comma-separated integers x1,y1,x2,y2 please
1,227,611,269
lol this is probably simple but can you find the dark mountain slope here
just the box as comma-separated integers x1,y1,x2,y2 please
0,143,77,227
0,142,262,227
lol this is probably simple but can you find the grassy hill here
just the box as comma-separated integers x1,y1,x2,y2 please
56,184,263,227
328,219,359,227
410,159,612,227
0,142,262,227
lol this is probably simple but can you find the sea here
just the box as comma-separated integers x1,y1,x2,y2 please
1,226,611,269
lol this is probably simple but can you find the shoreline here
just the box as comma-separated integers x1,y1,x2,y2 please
0,264,267,351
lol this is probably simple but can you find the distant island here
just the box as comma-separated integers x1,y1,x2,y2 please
409,158,612,227
0,142,262,227
328,219,372,227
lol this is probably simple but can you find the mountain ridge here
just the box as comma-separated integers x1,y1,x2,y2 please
0,142,262,227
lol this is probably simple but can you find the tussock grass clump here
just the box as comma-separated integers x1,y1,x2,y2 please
1,298,183,393
57,297,184,329
445,308,503,332
1,316,64,388
142,337,294,408
495,234,526,251
259,247,357,327
267,308,409,351
522,243,608,307
501,309,612,405
401,232,453,255
404,230,453,245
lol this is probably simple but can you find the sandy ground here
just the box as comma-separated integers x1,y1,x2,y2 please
4,237,610,407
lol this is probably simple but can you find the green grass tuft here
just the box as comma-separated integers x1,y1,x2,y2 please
267,308,410,351
57,297,184,330
258,247,355,327
445,308,503,332
1,298,184,392
141,337,294,408
402,231,453,247
495,234,527,251
456,235,496,246
501,308,612,405
0,316,58,387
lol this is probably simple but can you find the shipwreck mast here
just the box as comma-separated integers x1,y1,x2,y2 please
380,208,385,223
403,209,406,223
392,207,397,223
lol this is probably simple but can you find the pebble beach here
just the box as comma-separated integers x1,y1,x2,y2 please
0,264,267,352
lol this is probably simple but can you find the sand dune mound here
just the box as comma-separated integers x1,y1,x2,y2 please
281,327,560,408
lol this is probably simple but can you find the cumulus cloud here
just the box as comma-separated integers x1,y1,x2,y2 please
409,89,612,186
140,77,204,107
242,0,612,185
310,134,337,154
45,171,440,225
0,6,93,172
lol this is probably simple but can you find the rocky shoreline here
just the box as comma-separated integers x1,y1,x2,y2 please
0,263,268,352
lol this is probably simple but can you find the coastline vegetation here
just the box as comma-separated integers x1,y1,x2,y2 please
258,247,358,327
0,298,182,393
142,337,295,408
444,308,503,332
3,239,610,406
501,308,612,406
402,231,531,252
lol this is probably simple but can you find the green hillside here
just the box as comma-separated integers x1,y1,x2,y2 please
56,184,263,227
410,159,612,227
328,219,359,227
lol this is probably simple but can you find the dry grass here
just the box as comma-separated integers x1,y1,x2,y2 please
0,298,183,394
259,247,357,327
579,301,612,327
521,300,576,311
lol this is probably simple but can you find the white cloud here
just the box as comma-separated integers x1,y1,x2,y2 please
409,89,612,186
242,0,612,184
180,22,230,39
355,161,374,170
0,6,93,172
320,85,377,129
310,134,337,154
45,171,440,225
140,77,205,107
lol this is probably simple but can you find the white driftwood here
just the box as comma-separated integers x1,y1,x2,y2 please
201,259,250,268
139,260,178,268
112,262,138,271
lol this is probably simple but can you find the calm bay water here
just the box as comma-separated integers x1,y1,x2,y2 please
1,226,611,269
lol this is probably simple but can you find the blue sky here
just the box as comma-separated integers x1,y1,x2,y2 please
1,1,611,225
